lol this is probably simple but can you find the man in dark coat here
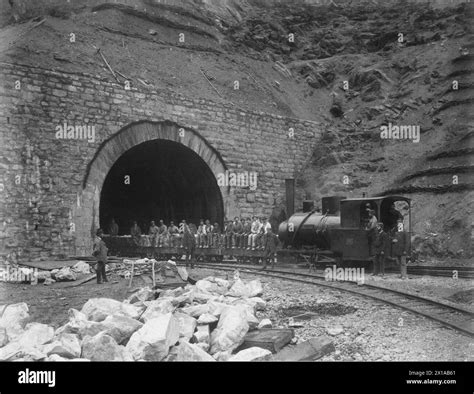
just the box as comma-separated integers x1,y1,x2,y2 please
92,228,108,284
182,224,196,268
262,228,279,270
372,222,390,277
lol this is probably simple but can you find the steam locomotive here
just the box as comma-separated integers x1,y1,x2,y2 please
278,195,412,266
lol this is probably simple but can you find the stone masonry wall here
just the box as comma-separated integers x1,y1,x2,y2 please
0,62,322,262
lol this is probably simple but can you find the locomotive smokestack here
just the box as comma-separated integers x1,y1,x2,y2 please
285,178,295,218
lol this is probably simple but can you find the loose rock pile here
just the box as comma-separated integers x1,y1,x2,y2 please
0,271,279,361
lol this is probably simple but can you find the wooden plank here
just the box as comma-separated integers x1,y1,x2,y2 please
273,337,335,361
237,329,294,354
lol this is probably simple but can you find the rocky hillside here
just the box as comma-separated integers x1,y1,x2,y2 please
0,0,472,258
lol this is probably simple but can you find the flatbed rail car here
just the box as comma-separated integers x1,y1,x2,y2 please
102,235,268,264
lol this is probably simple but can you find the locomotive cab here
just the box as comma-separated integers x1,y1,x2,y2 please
330,195,411,263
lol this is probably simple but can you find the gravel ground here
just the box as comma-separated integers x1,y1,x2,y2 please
195,268,473,361
1,265,471,362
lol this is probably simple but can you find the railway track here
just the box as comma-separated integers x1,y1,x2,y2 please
184,261,474,338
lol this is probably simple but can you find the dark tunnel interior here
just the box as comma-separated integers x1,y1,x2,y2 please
99,139,224,235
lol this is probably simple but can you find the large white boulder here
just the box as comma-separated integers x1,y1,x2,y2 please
206,301,228,317
71,261,91,274
175,341,215,362
55,309,106,339
19,322,54,348
247,280,263,297
0,322,53,361
227,279,250,298
126,313,179,361
81,332,133,361
101,315,143,345
229,347,272,362
197,313,218,325
54,266,77,281
181,304,210,318
140,299,175,322
193,325,210,344
81,298,143,322
0,302,29,339
209,306,249,354
44,333,81,359
234,304,259,330
174,312,197,341
0,341,46,361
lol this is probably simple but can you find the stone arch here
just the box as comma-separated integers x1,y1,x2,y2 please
74,120,230,255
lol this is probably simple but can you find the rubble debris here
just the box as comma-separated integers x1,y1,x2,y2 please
175,341,215,362
273,337,335,361
101,315,143,345
71,261,91,275
126,313,179,361
193,324,210,344
82,332,133,361
54,266,77,282
44,333,81,359
81,298,143,322
140,299,175,322
209,306,249,354
0,302,30,339
0,274,290,361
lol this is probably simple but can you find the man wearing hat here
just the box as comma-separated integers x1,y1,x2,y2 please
92,228,108,284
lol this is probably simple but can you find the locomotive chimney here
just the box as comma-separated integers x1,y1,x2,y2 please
285,178,295,218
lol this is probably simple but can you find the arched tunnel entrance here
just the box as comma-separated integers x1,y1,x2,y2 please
99,139,224,235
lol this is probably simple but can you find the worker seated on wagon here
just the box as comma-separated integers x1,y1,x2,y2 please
157,220,168,247
248,216,262,250
148,220,159,246
224,219,233,249
204,219,213,247
258,217,272,250
196,219,207,248
211,222,221,248
130,221,142,245
241,218,252,249
168,221,180,247
232,217,243,248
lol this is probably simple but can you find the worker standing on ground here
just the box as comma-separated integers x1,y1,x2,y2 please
183,224,196,269
262,227,279,270
92,228,108,284
372,222,389,277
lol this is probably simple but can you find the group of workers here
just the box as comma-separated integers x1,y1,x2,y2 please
106,215,279,269
364,203,408,279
